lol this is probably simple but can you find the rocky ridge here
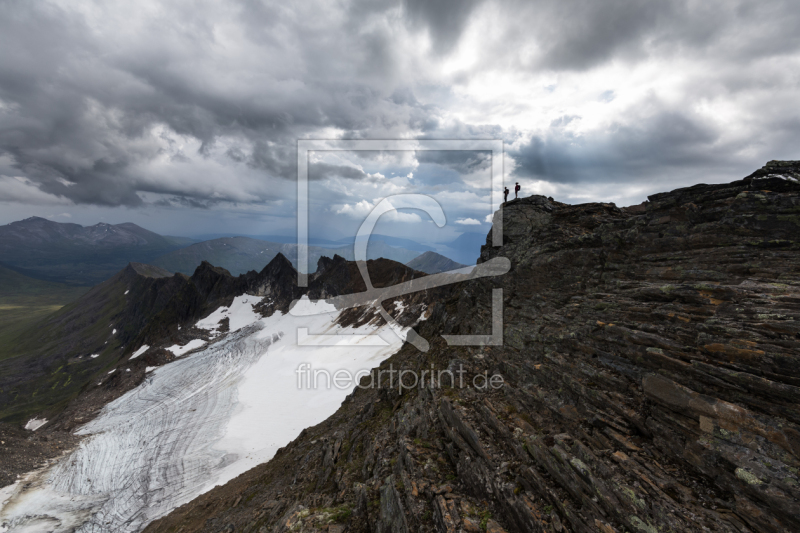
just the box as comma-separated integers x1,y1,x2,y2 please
143,164,800,533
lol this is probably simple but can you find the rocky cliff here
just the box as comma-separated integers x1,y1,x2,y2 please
141,164,800,532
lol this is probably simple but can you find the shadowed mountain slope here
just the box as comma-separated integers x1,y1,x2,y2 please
0,264,89,359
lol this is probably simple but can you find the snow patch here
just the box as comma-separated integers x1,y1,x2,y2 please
145,366,157,373
165,339,206,356
124,290,129,295
24,418,47,431
112,329,117,335
108,369,115,375
289,295,337,316
1,480,20,506
130,345,149,359
196,294,262,332
90,354,99,359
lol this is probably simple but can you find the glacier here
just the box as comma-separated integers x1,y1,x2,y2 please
0,295,406,533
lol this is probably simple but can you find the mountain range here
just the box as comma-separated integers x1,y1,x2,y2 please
191,233,438,254
3,162,799,532
0,217,182,285
0,218,473,285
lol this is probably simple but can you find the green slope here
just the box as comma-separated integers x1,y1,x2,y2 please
0,264,88,359
0,263,178,423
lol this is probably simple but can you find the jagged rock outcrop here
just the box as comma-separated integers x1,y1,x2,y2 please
138,165,799,532
746,160,800,182
0,253,304,428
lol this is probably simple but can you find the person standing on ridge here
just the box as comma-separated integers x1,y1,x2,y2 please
503,187,509,203
514,182,520,199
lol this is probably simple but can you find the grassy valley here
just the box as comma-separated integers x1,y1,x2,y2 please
0,264,88,360
0,263,178,423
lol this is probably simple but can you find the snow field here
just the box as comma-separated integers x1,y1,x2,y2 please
0,293,407,533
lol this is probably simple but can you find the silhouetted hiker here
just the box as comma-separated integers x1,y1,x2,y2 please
503,187,509,203
514,182,520,199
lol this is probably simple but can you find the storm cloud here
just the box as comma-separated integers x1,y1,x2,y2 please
0,0,798,236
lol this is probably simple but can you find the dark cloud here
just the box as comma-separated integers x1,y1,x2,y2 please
402,0,484,54
308,163,371,182
0,1,444,207
532,0,676,71
415,150,491,175
511,99,769,186
0,0,798,226
153,196,216,209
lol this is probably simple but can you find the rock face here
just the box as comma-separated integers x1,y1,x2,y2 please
140,166,798,532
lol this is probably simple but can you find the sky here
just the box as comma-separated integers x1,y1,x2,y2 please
1,0,799,242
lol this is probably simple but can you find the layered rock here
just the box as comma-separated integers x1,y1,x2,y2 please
136,165,799,532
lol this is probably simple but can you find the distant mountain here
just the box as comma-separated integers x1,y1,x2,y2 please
0,217,181,285
354,240,421,265
405,251,467,274
190,233,345,247
151,237,305,276
150,236,421,275
191,233,437,252
338,234,437,253
439,232,487,265
162,235,199,247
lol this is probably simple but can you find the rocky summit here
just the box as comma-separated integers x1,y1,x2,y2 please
139,165,797,532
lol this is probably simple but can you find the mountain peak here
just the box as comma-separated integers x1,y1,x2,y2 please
193,260,234,278
405,250,466,274
261,252,295,274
